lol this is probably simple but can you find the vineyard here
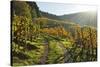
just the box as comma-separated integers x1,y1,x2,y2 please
11,1,97,66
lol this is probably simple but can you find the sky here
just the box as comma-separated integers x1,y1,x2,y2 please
36,2,97,16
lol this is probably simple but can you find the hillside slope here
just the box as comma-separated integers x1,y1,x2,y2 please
11,1,97,66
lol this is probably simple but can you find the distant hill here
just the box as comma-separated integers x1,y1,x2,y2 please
40,11,61,20
59,11,97,27
41,11,97,27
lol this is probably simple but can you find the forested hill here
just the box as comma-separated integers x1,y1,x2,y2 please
40,11,97,27
11,1,41,19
